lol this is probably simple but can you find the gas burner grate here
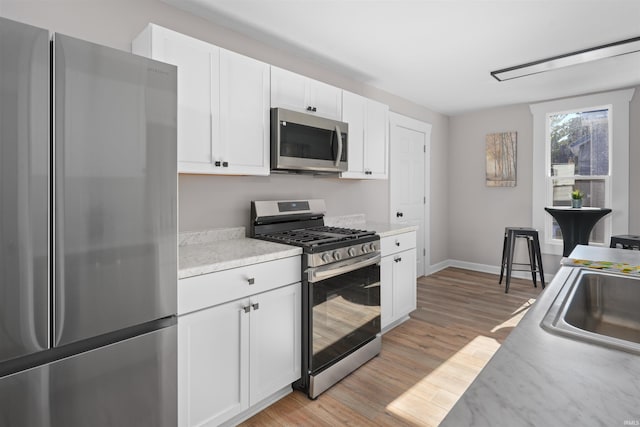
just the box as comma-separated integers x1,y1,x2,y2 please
255,226,375,247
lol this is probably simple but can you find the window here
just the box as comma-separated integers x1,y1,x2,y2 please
549,108,609,243
530,89,634,256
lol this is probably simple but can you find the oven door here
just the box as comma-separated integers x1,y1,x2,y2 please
307,253,381,374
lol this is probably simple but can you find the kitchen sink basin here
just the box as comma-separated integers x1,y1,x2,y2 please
541,268,640,354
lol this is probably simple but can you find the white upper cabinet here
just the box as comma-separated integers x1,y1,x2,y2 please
341,91,389,179
132,24,270,175
271,66,342,120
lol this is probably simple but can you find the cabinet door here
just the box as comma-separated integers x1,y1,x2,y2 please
271,66,342,120
393,248,417,320
308,79,342,120
270,66,308,113
364,99,389,178
341,91,366,176
219,49,270,175
178,299,249,427
149,26,220,173
249,283,301,405
380,256,394,330
341,92,389,179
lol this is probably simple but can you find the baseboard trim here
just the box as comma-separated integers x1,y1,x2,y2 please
426,259,554,283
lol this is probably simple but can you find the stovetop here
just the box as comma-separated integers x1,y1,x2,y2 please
255,226,376,248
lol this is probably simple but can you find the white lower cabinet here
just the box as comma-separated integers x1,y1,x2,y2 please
178,280,301,427
178,297,247,427
380,231,417,331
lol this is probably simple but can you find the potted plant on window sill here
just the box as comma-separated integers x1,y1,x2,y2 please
571,189,584,208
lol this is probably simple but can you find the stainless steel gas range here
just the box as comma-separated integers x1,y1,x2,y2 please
250,200,381,399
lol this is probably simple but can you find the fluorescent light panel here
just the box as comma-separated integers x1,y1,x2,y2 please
491,36,640,81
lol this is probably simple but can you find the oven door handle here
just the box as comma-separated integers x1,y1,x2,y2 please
308,253,381,283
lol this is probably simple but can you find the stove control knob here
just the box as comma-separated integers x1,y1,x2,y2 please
333,251,342,261
368,243,376,252
361,244,369,253
348,248,356,257
321,253,332,263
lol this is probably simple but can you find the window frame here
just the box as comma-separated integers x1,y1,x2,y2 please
530,89,634,256
545,106,612,246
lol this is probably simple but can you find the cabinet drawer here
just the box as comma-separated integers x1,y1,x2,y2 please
178,256,301,315
380,231,416,256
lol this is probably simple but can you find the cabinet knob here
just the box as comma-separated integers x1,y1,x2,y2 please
247,277,255,285
396,212,404,218
252,303,260,311
394,257,402,263
243,306,251,313
214,161,221,167
222,161,229,167
395,241,400,247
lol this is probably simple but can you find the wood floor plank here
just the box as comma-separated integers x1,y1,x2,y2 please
239,267,542,426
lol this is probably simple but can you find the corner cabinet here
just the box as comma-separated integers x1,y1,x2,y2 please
271,66,342,120
380,231,417,332
341,91,389,179
132,24,270,175
177,256,301,427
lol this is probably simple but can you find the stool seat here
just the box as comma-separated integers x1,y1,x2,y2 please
610,235,640,250
499,227,545,293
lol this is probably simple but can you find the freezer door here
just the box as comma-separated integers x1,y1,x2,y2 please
0,323,176,427
53,34,177,345
0,17,50,363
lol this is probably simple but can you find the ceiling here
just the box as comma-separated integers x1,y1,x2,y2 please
163,0,640,116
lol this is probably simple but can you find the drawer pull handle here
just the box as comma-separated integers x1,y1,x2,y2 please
247,277,255,285
394,257,402,263
252,303,260,311
243,306,251,313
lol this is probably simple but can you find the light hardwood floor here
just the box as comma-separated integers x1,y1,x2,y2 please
240,267,542,426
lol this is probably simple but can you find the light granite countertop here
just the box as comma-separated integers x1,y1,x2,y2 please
177,218,416,280
178,227,301,279
440,245,640,426
324,214,418,238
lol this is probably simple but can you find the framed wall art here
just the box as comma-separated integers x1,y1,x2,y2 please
486,131,517,187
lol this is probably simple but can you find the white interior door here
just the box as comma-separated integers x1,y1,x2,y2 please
389,113,432,277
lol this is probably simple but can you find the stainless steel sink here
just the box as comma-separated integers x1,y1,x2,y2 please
541,268,640,354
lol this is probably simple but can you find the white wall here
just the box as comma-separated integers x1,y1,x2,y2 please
0,0,450,267
448,87,640,275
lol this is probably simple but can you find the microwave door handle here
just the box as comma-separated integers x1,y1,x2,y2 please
334,125,342,167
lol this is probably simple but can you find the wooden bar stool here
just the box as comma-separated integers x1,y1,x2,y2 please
610,235,640,250
499,227,545,293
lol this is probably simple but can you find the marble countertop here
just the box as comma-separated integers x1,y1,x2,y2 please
177,217,416,280
440,245,640,426
365,221,418,238
178,228,301,279
324,214,418,238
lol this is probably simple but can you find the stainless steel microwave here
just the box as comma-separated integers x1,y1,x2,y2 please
271,108,348,173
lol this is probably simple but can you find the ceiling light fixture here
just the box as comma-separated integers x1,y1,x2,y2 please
491,36,640,81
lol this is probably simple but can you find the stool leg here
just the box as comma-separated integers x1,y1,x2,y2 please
533,234,545,289
527,237,537,288
499,232,508,285
506,230,515,293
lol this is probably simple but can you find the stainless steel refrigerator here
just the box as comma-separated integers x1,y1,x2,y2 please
0,17,177,426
